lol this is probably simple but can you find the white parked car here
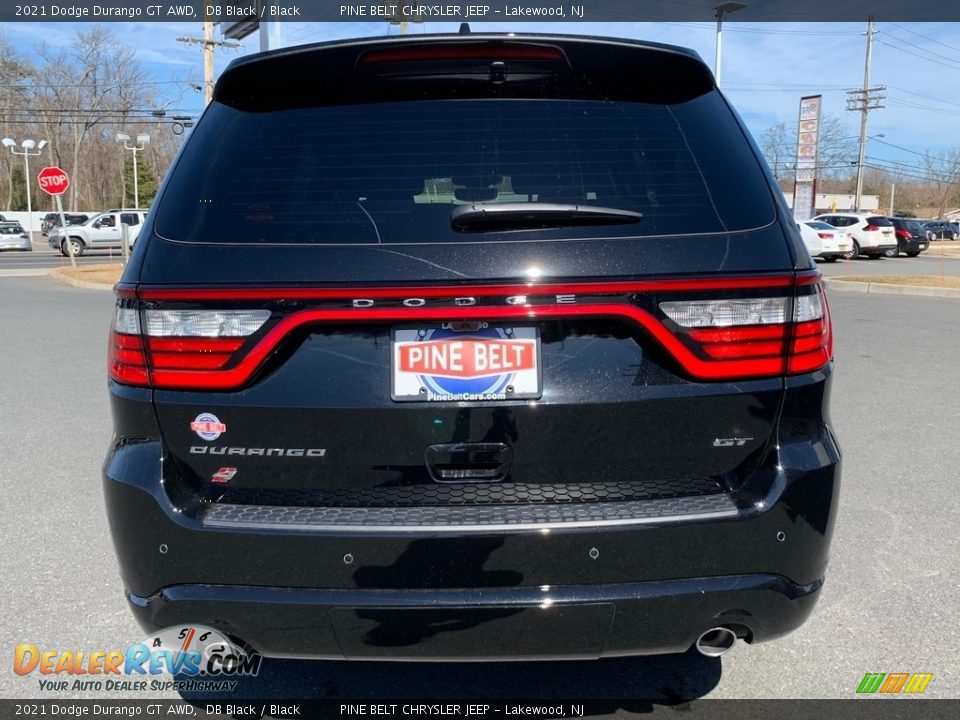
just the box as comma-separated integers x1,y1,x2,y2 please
48,209,148,257
798,220,850,262
811,213,897,259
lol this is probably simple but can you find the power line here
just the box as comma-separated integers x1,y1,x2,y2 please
871,137,930,158
886,84,960,109
879,20,960,53
877,40,960,72
886,98,958,115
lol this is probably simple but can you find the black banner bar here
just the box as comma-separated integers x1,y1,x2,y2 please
0,700,958,720
3,1,960,23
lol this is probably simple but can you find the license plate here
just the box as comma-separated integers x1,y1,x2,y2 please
392,325,541,402
838,244,849,251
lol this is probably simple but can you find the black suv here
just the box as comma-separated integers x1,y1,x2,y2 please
887,217,929,257
104,34,840,662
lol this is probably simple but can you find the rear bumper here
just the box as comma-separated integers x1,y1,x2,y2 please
858,241,896,252
900,239,928,253
127,574,822,661
104,372,841,660
104,451,840,658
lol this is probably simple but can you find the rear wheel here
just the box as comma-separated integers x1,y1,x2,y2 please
884,244,899,258
906,251,920,257
61,237,84,257
843,240,860,260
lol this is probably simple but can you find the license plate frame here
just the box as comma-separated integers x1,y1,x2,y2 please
391,324,542,402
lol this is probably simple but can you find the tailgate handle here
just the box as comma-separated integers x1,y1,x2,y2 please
425,443,513,482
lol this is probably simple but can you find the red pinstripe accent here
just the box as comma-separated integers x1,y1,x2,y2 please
147,303,786,389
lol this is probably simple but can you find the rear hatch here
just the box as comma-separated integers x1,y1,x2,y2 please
115,35,829,514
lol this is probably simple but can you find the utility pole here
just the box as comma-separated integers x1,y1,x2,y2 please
178,18,240,105
847,16,885,213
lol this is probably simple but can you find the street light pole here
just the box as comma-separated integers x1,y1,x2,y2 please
115,133,150,208
714,3,746,86
2,138,47,243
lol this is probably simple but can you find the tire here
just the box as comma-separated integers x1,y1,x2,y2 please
952,232,958,241
843,240,860,260
884,244,899,258
61,237,85,257
906,251,920,257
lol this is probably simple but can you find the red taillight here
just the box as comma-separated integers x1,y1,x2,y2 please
817,232,833,239
895,228,911,240
107,303,267,388
360,44,565,65
661,285,832,377
864,224,879,231
108,332,148,385
146,337,245,369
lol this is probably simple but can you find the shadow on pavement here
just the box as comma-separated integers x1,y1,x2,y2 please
178,649,721,709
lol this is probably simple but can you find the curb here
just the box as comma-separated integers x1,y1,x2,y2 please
824,278,960,299
48,267,117,291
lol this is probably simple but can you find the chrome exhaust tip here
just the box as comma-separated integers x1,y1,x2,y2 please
695,627,738,657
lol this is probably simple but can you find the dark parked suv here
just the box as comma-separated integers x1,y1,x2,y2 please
887,217,929,257
104,34,840,662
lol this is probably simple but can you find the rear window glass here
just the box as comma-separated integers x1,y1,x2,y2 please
866,216,893,226
155,93,776,245
805,221,834,230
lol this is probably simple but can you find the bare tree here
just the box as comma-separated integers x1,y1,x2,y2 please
0,30,36,210
816,115,858,179
33,27,152,210
922,149,960,219
759,114,858,185
760,121,793,182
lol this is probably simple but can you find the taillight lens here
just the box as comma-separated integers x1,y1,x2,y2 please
864,224,879,231
817,232,833,239
108,306,269,387
895,228,910,240
660,286,832,376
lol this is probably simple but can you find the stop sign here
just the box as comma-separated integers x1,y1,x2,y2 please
37,166,70,196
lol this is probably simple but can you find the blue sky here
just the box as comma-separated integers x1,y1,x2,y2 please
4,20,959,172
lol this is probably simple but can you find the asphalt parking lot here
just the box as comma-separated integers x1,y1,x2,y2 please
1,274,957,704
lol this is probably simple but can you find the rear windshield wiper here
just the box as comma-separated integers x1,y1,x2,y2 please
451,202,643,232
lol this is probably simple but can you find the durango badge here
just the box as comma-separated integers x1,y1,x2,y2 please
191,413,226,441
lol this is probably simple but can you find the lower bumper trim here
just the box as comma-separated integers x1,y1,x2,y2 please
128,574,823,661
202,494,739,533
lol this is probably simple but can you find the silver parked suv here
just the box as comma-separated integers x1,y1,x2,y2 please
48,209,148,256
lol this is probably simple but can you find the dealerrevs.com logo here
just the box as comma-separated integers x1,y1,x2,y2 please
14,625,261,693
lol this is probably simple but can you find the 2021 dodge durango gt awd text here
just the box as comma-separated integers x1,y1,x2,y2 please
103,34,841,662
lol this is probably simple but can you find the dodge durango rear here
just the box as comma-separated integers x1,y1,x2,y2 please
103,33,841,663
